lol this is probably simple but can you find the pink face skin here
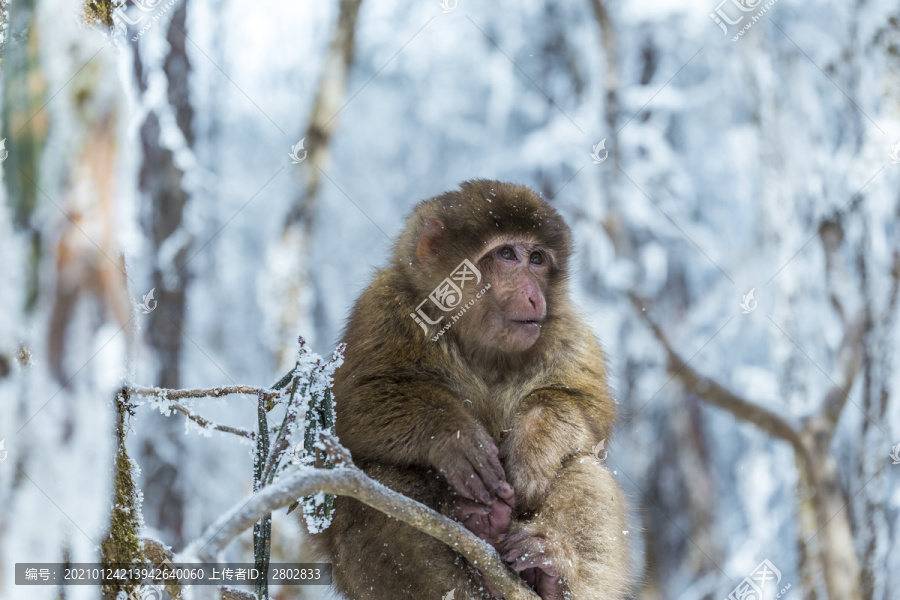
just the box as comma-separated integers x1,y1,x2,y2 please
477,241,549,353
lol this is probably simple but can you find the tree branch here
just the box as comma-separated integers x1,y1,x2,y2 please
170,402,256,439
820,310,864,431
129,384,278,401
183,438,539,600
628,293,806,456
129,385,275,439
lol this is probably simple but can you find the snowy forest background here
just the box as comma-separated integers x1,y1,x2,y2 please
0,0,899,598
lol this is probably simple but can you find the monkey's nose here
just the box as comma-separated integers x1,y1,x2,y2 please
523,285,545,317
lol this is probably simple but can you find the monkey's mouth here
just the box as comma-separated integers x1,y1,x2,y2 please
510,319,543,327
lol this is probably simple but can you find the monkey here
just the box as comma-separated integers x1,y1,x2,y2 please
308,180,633,599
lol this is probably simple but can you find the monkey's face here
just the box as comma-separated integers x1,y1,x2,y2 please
411,201,563,356
469,240,550,354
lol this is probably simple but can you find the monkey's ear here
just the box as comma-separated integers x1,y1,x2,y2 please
416,218,445,264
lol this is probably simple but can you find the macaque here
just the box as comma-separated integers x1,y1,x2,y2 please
309,180,633,599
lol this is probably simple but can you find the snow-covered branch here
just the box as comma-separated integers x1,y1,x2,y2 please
129,384,279,401
183,436,539,600
170,402,255,439
128,385,263,439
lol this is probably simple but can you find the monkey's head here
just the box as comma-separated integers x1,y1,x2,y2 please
396,180,572,356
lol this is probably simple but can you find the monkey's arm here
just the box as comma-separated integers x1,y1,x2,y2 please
500,384,613,511
337,379,510,504
499,458,632,600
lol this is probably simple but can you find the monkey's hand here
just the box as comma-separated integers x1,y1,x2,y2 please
428,427,510,505
454,489,515,599
453,485,515,545
500,527,568,600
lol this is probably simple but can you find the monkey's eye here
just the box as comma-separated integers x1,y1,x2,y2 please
498,246,516,261
530,251,544,265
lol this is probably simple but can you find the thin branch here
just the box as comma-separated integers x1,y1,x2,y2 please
820,310,865,431
260,374,303,483
169,402,255,439
129,384,279,401
629,293,806,456
129,384,273,439
182,438,539,600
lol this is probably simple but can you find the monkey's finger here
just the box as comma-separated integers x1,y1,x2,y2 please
449,472,476,501
451,464,493,504
462,513,486,533
470,453,505,499
454,500,491,522
483,500,512,539
482,443,507,482
477,572,503,599
454,501,491,537
496,481,515,504
501,546,524,564
464,464,493,504
535,572,563,600
471,437,506,480
510,556,552,572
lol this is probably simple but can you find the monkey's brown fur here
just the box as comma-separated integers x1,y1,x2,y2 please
309,180,633,599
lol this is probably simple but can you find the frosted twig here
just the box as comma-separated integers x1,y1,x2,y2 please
129,384,279,401
169,403,255,439
129,385,270,439
260,374,302,483
184,437,539,600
